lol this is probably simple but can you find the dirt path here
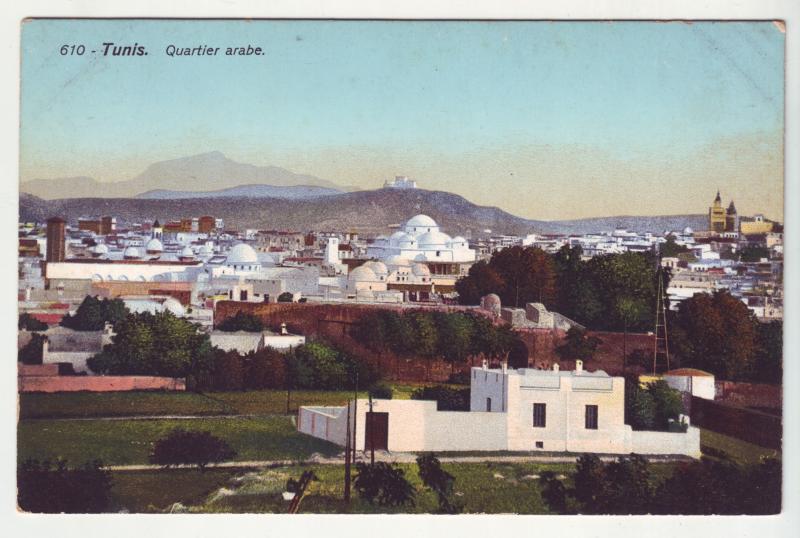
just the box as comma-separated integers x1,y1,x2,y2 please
105,451,689,471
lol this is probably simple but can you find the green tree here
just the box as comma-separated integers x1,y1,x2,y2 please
753,320,782,384
615,296,646,372
660,234,689,258
433,312,474,363
87,311,212,378
216,310,264,332
411,385,471,411
624,375,656,430
149,429,237,471
646,380,685,430
455,261,505,305
410,312,439,358
277,292,294,302
289,342,349,390
60,296,128,331
353,462,416,507
555,327,600,362
670,290,758,380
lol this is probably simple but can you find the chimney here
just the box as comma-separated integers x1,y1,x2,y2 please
280,322,288,335
552,363,560,372
482,359,488,370
575,359,583,373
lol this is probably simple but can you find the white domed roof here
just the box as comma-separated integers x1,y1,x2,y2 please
162,297,186,316
405,214,438,228
385,255,413,267
349,265,379,282
412,263,431,276
451,235,467,244
363,260,389,276
93,244,109,255
226,243,259,265
201,243,214,255
417,230,452,246
123,246,141,259
683,227,693,235
389,231,415,246
180,246,195,258
145,238,164,252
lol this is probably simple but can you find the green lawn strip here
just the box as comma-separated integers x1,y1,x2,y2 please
18,391,230,419
18,416,341,466
699,428,781,465
19,390,366,419
110,468,238,513
204,390,368,415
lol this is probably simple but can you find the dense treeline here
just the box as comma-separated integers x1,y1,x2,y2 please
352,310,527,366
191,342,381,392
456,246,663,333
541,453,780,515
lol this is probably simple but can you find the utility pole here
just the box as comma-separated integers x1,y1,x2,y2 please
368,393,375,465
653,262,671,374
343,399,351,503
352,372,359,466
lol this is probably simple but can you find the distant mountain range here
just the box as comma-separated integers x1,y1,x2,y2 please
136,184,343,200
20,151,356,200
19,189,707,236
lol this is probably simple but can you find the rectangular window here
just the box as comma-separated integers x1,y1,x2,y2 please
533,403,546,428
535,441,544,449
585,405,599,430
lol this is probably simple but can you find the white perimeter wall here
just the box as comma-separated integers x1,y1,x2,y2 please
631,426,701,458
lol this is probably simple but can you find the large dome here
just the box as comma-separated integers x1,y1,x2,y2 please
385,255,413,267
226,243,259,265
417,230,452,247
405,214,438,228
389,231,414,246
145,238,164,253
349,265,379,282
412,263,431,277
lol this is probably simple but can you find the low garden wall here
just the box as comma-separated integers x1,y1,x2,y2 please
19,375,186,393
630,426,701,458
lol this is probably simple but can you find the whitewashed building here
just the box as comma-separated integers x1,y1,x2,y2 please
298,361,700,457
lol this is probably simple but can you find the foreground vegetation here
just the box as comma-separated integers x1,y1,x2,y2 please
18,416,339,465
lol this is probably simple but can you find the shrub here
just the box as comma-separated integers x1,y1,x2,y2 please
416,453,462,514
411,385,470,411
216,310,264,332
369,383,393,400
149,429,237,471
60,296,128,331
19,333,46,365
277,292,294,303
353,462,415,507
17,459,112,513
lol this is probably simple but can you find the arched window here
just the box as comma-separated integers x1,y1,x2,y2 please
486,397,492,412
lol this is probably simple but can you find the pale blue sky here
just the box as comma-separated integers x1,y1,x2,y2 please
20,20,785,219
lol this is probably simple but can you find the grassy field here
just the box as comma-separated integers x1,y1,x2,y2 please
187,461,578,514
111,469,238,513
18,390,366,419
699,428,781,465
18,416,340,466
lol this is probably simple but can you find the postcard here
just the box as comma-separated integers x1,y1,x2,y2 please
15,18,786,518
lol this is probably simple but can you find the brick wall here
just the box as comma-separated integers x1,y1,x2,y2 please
690,396,781,450
715,381,782,410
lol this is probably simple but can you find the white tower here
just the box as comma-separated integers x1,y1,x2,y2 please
325,237,340,265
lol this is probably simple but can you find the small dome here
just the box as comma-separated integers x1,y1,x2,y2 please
683,227,693,235
412,263,431,276
389,231,414,246
417,231,452,247
363,260,389,277
451,235,467,245
226,243,259,265
145,238,164,253
349,265,379,282
385,255,413,267
201,243,214,255
123,246,141,259
92,244,109,256
405,214,438,228
180,246,195,259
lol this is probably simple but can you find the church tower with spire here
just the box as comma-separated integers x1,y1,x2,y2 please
708,190,726,233
725,200,739,233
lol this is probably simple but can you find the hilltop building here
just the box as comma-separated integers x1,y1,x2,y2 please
383,175,417,189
